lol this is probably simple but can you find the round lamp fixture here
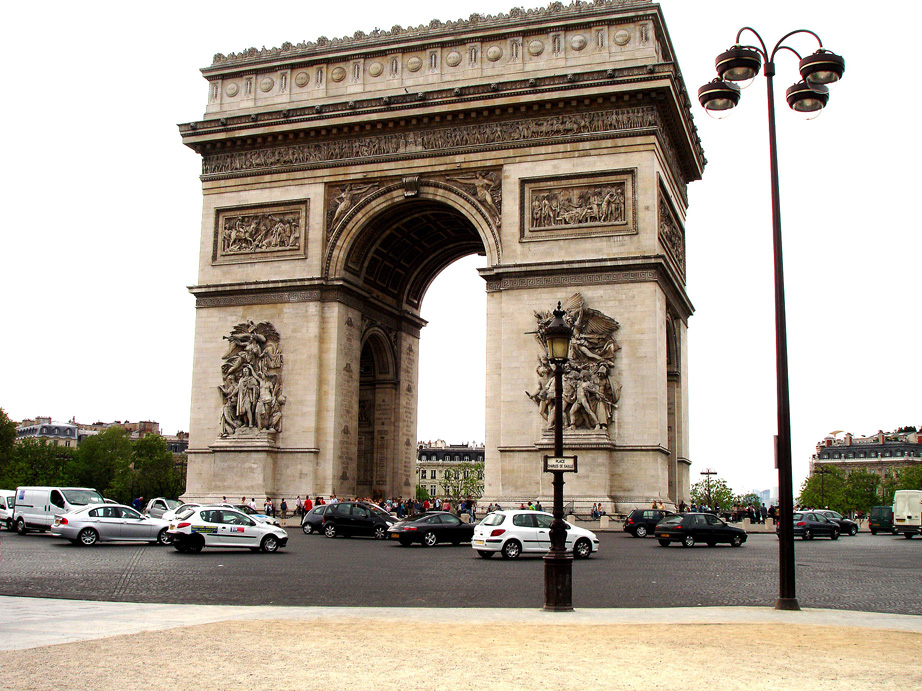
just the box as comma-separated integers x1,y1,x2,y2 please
698,78,741,119
715,45,762,87
786,81,829,118
799,49,845,88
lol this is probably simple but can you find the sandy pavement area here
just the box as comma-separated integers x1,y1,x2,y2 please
2,619,920,690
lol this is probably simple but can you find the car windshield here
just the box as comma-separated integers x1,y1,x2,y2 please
482,513,506,526
5,497,13,509
164,499,181,509
61,489,104,505
659,515,684,526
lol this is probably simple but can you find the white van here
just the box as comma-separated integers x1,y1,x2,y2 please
0,489,16,530
12,486,105,534
892,489,922,538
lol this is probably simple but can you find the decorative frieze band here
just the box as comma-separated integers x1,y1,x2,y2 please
485,269,658,293
201,106,658,177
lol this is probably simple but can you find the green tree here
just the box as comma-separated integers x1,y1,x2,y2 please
797,466,845,509
4,439,75,487
131,434,185,500
71,427,132,497
690,477,734,509
841,470,881,514
440,461,485,507
415,484,431,501
737,492,762,507
0,408,18,487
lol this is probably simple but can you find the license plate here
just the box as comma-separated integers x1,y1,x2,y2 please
661,533,670,537
473,539,485,546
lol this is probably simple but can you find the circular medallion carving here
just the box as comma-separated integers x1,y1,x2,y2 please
614,29,631,46
330,66,347,82
570,34,587,51
368,61,383,77
406,56,423,72
225,83,239,97
486,45,503,62
294,71,309,88
259,77,274,93
528,40,545,57
446,51,462,67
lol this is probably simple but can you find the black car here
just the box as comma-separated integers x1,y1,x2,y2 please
623,509,673,538
301,504,335,534
868,505,898,535
387,511,476,547
322,501,396,539
654,512,747,547
815,509,859,536
778,511,839,540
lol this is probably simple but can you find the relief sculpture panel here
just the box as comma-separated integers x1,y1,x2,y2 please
213,201,308,264
658,190,686,277
520,171,635,242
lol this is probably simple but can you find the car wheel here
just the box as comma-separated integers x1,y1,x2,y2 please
261,535,280,553
905,532,914,539
156,528,172,545
730,535,743,548
658,539,670,547
373,526,388,541
187,535,205,553
870,528,877,535
681,534,695,548
477,550,495,558
634,525,648,538
78,528,99,546
422,531,437,547
573,538,592,559
5,518,12,531
849,525,858,536
831,529,839,540
803,529,812,540
501,540,522,559
324,523,337,538
15,517,27,535
302,523,314,535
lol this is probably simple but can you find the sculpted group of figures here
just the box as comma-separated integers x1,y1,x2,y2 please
218,321,286,436
202,107,658,175
527,294,622,432
531,183,625,230
221,212,301,255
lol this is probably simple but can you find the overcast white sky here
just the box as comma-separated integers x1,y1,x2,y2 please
2,1,918,496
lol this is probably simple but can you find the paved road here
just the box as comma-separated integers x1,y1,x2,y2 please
1,528,919,613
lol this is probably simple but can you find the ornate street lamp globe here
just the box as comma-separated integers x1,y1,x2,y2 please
544,303,572,362
799,49,845,89
698,78,741,119
715,45,762,88
786,81,829,119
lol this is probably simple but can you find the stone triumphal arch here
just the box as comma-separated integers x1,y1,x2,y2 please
179,0,704,511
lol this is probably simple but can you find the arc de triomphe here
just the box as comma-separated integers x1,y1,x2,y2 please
179,0,704,511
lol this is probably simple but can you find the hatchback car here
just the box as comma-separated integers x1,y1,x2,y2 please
623,508,673,538
471,509,599,559
815,509,859,536
654,512,747,548
388,511,476,547
168,507,288,553
322,501,396,539
51,504,172,546
777,511,840,540
301,504,335,534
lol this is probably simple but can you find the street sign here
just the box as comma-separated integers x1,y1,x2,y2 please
544,455,578,473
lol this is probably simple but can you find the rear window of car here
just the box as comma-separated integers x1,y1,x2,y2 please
659,515,683,526
482,513,506,526
175,508,195,520
792,513,804,521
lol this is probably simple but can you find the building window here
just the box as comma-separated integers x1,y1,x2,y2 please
421,454,427,461
430,485,437,495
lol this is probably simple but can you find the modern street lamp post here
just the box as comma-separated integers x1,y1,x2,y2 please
698,29,845,612
543,302,574,612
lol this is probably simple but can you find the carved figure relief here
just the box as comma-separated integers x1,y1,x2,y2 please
527,294,622,433
521,171,635,241
446,170,501,225
327,182,380,231
218,321,285,437
213,201,308,264
659,193,686,275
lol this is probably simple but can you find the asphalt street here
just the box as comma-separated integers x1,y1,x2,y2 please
1,528,919,613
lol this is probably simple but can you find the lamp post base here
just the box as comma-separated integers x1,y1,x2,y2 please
775,597,801,611
543,551,574,612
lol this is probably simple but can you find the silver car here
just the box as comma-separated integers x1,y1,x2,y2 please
51,503,172,546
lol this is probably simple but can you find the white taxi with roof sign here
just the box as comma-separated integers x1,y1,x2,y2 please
168,506,288,553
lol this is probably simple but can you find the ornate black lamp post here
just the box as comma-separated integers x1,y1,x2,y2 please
698,29,845,612
543,302,573,612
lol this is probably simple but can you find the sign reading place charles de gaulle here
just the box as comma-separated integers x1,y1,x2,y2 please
544,455,578,473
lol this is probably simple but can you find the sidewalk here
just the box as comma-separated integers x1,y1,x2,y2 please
1,596,920,690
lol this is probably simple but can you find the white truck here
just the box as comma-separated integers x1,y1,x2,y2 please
892,489,922,538
12,486,105,534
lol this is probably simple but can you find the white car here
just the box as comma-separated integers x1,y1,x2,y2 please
162,502,280,527
471,510,599,559
168,506,288,553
